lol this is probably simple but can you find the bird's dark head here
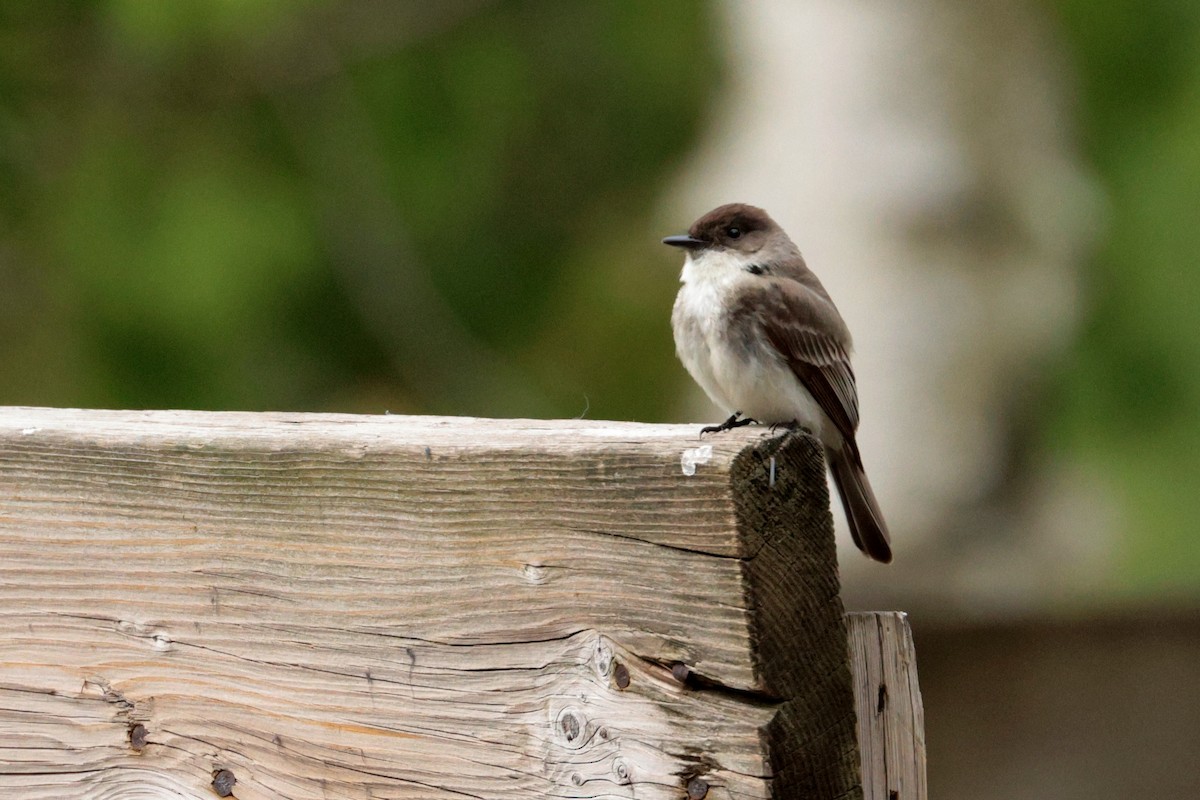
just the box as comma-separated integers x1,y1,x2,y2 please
662,203,781,255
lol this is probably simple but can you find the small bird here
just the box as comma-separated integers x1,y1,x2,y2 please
664,203,892,563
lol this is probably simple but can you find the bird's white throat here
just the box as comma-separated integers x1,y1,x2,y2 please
679,248,758,287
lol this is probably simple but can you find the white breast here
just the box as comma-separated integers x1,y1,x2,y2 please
672,272,737,411
671,251,829,440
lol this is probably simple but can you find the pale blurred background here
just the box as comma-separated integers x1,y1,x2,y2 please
2,1,1198,796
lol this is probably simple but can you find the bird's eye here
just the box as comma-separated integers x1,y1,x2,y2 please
726,226,742,239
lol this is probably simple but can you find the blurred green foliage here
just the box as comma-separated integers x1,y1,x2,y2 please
1047,0,1200,594
0,0,719,418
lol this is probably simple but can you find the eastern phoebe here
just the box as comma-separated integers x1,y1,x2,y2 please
664,203,892,563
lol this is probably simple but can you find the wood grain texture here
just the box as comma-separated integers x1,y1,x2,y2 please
0,407,860,799
847,612,927,800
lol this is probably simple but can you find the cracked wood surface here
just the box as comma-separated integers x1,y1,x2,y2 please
0,407,860,799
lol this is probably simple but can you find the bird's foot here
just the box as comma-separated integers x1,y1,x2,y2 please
700,412,757,437
768,419,815,437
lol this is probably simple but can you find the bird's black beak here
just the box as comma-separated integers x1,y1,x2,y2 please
662,234,707,250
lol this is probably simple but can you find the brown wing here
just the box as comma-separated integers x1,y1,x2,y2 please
769,325,858,437
742,280,861,453
737,278,889,559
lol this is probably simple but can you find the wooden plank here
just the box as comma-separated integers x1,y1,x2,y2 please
0,407,861,799
847,612,927,800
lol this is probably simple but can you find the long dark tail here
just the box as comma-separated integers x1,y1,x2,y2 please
827,444,892,563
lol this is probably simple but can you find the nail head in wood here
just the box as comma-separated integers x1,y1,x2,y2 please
613,660,630,689
128,723,147,752
212,768,236,797
687,776,709,799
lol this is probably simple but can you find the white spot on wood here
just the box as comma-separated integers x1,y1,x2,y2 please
20,427,39,435
680,445,713,476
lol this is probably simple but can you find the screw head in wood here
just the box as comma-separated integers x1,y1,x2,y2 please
687,777,709,799
212,768,236,797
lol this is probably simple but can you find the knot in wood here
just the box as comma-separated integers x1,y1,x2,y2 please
556,708,583,747
520,563,549,584
592,638,614,676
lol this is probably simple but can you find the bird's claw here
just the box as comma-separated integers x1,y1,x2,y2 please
768,420,815,437
700,412,757,437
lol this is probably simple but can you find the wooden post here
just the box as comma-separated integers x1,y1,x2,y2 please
0,407,911,799
847,612,927,800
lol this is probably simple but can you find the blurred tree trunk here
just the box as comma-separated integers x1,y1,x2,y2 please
667,0,1102,613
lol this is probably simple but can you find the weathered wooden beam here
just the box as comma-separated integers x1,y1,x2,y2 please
847,612,927,800
0,407,861,799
